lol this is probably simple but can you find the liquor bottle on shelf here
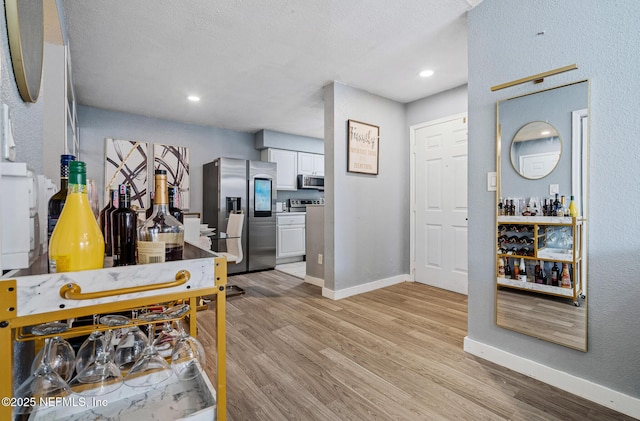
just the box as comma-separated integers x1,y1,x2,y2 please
47,154,76,242
550,262,560,287
99,189,118,257
137,170,184,264
552,194,560,216
561,263,572,288
498,197,504,216
504,258,512,278
518,257,527,282
498,257,505,278
49,161,105,272
569,195,578,217
557,195,566,217
534,260,542,284
111,184,137,267
513,259,520,280
168,186,184,223
146,191,155,219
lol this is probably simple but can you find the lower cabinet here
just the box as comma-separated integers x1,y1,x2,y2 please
276,214,305,258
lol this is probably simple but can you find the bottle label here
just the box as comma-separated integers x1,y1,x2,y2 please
518,274,527,282
51,255,71,273
138,240,166,264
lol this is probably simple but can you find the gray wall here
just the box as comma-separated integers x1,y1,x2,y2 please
255,129,324,154
468,0,640,398
324,82,408,292
77,106,258,214
0,0,44,172
406,84,468,127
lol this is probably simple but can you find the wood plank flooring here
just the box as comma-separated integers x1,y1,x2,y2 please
197,270,634,421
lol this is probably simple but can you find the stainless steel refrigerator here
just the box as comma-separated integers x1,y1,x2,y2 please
202,158,276,274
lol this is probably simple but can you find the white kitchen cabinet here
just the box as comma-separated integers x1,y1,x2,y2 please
277,213,306,258
297,152,324,176
261,148,298,190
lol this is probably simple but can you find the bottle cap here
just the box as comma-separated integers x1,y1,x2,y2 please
61,154,76,164
69,161,87,186
155,169,167,175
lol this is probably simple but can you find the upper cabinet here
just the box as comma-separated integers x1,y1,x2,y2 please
261,148,298,190
298,152,324,176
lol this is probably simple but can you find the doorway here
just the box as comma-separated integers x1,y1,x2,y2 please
410,113,468,295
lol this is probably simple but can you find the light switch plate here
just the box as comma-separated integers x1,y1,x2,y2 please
549,184,559,195
487,172,497,191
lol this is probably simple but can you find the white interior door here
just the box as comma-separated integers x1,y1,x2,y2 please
411,114,468,295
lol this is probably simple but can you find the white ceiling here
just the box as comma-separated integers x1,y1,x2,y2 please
60,0,481,139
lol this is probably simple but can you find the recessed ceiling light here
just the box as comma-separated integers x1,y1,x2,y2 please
187,95,200,102
419,70,434,78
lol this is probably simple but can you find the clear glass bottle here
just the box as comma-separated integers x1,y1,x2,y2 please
49,161,105,272
137,170,184,263
112,184,137,266
47,154,76,242
99,189,118,257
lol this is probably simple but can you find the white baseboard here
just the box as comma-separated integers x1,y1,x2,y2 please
464,337,640,419
304,275,324,287
322,274,410,300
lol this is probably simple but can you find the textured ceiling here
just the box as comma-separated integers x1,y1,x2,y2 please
61,0,481,139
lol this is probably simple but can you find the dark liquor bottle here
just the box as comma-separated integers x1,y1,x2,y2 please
535,260,543,284
99,189,118,257
137,170,184,263
146,191,155,219
168,186,184,223
553,194,560,216
111,184,137,266
551,262,560,287
504,258,512,278
47,154,76,242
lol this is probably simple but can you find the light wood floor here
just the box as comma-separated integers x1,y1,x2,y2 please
197,271,633,421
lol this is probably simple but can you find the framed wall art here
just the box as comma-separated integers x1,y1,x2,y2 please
104,138,149,209
153,144,190,209
347,119,379,175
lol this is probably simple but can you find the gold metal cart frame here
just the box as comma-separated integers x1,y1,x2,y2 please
0,253,227,421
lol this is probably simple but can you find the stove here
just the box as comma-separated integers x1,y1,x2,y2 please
288,198,324,212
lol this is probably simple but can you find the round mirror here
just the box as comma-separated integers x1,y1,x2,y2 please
510,121,561,179
5,0,44,103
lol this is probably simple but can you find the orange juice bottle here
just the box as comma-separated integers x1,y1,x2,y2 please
49,161,104,272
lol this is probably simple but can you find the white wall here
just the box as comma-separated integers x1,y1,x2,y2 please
468,0,640,401
77,106,259,214
323,82,409,294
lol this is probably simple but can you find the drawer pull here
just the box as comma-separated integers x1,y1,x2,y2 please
59,270,191,300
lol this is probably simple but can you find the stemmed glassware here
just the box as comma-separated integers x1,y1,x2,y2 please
68,315,127,396
123,312,174,387
30,326,75,382
114,325,148,373
165,304,206,381
14,322,72,418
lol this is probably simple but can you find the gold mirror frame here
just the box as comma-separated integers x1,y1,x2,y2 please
5,0,44,103
495,79,590,351
510,121,562,180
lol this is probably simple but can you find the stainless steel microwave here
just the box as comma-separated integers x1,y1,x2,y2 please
297,174,324,190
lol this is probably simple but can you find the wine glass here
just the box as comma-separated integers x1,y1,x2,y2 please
14,322,71,418
114,326,148,373
75,329,115,376
165,304,206,381
68,315,128,396
124,312,174,387
30,333,75,382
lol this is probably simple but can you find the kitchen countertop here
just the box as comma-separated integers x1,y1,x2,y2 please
276,211,306,215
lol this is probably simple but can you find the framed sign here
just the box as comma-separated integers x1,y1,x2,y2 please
347,119,379,175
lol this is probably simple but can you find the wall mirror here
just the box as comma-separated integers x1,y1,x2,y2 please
510,121,562,179
496,80,589,351
5,0,44,102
